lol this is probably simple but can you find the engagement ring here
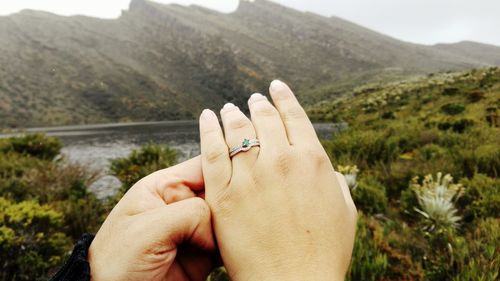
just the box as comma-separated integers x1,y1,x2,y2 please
229,138,260,158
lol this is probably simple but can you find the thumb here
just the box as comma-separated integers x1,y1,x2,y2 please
138,197,215,252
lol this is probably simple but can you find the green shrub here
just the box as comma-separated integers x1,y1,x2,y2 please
0,197,71,281
437,119,474,133
111,144,177,191
441,103,466,115
0,153,44,201
400,187,419,219
381,111,395,119
456,145,500,178
442,87,460,96
324,129,400,166
352,176,388,214
0,134,62,160
416,144,447,161
0,154,98,203
452,218,500,281
347,214,388,281
458,174,500,220
55,194,107,240
467,91,485,102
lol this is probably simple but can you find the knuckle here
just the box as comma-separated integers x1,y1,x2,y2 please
305,147,329,167
200,125,218,136
227,116,250,131
282,106,307,122
203,145,227,164
207,189,233,216
271,149,295,175
190,197,210,219
253,102,278,117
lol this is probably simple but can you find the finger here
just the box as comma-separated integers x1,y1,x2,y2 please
119,157,203,214
144,156,204,204
220,103,259,165
139,197,216,252
248,93,289,150
199,109,231,197
269,80,320,147
155,156,204,191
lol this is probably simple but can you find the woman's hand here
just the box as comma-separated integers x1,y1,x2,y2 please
88,157,216,281
199,80,357,281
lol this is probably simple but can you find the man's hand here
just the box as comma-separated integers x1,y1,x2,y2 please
88,156,216,281
199,80,357,281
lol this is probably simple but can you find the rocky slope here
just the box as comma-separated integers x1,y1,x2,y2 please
1,0,499,127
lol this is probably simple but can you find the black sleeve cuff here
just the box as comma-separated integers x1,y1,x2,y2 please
50,233,95,281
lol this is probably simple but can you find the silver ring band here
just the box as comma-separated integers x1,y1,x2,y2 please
229,138,260,158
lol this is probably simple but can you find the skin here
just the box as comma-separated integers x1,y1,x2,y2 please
199,80,357,281
88,156,217,281
88,80,356,281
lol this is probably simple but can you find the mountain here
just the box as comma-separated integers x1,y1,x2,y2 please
1,0,500,128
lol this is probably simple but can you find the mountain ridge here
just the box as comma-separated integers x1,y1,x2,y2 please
1,0,500,127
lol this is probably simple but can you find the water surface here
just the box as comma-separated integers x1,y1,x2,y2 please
2,121,345,171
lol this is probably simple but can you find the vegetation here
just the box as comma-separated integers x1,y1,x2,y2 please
309,67,500,280
0,134,109,280
110,144,177,191
1,68,499,280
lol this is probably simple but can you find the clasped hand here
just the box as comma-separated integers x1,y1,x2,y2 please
89,81,357,281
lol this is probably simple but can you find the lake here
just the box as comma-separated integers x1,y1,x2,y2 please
1,121,346,171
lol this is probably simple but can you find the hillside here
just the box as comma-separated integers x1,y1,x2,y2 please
307,67,499,280
1,0,500,128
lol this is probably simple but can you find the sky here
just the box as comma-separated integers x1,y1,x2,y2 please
0,0,499,46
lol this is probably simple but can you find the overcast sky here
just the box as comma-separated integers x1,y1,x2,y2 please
1,0,499,46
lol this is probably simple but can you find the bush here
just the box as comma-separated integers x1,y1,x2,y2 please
381,111,395,119
55,194,107,240
0,134,62,160
437,119,474,133
0,154,98,203
352,176,388,214
324,129,400,166
0,153,45,201
347,215,388,281
467,91,485,102
400,187,419,219
416,144,447,161
111,144,177,191
458,174,500,220
452,218,500,281
0,197,71,281
441,103,466,115
456,145,500,178
442,87,460,96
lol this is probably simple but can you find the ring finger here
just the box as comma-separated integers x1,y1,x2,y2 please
220,103,259,168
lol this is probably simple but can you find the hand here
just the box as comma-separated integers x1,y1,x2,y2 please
199,80,357,281
88,156,216,281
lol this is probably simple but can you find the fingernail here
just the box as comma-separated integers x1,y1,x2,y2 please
200,109,216,120
249,93,265,103
270,80,286,91
223,103,236,110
